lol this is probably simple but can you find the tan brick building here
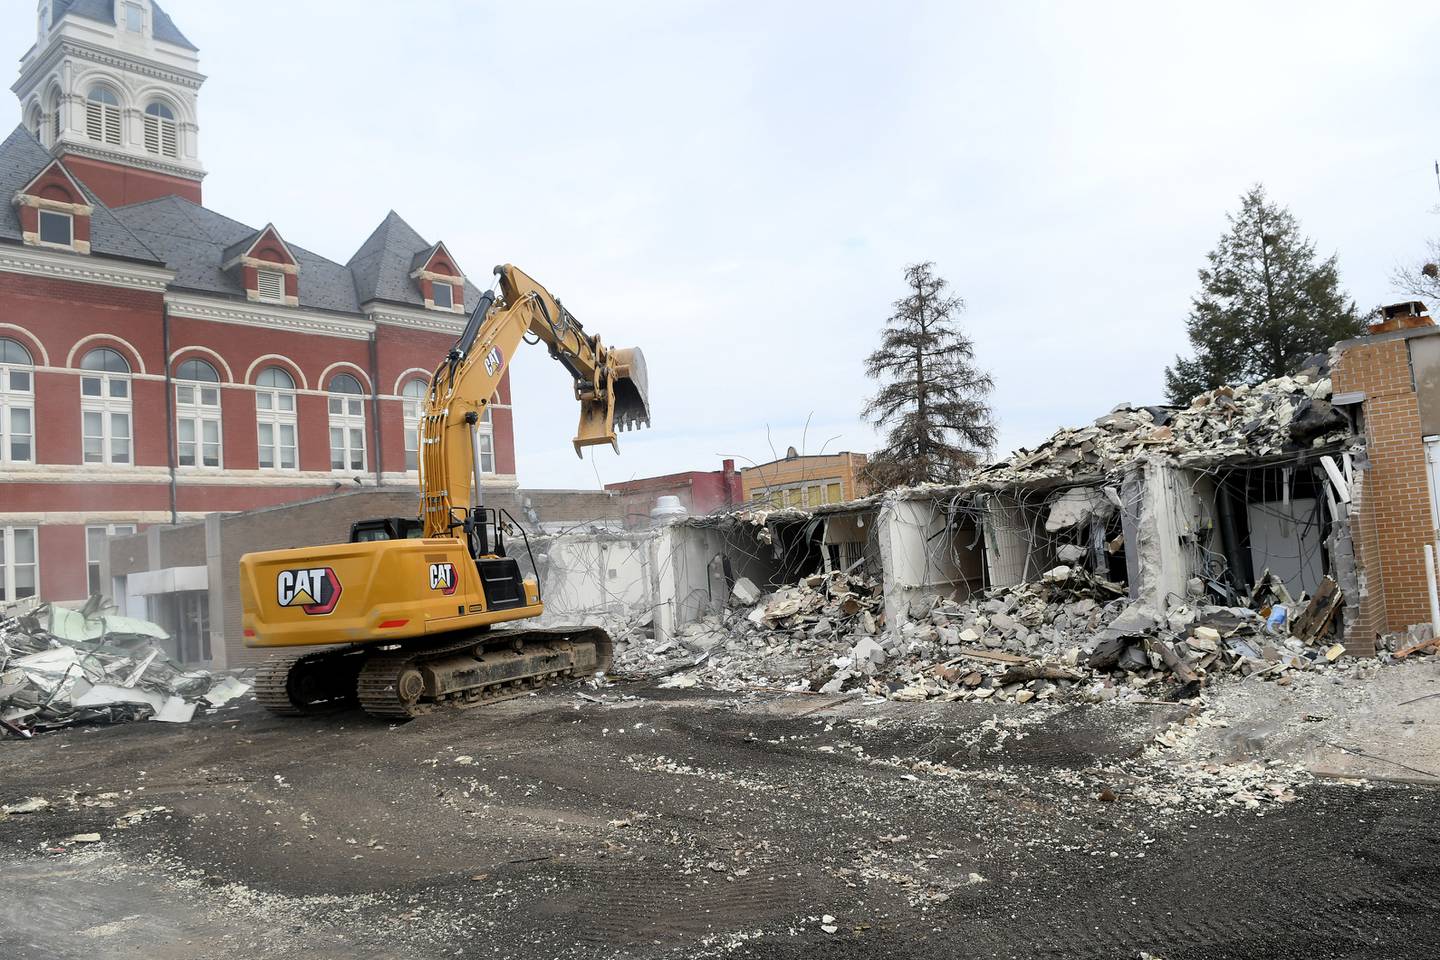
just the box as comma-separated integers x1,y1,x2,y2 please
741,449,869,509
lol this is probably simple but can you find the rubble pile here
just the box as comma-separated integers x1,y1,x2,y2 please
609,572,887,690
882,566,1349,703
0,602,248,736
973,368,1345,488
609,563,1353,705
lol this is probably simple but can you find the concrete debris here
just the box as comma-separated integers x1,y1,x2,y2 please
730,577,762,605
0,601,248,736
973,369,1342,488
2,796,50,814
608,558,1362,705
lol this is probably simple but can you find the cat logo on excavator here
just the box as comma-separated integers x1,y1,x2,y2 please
429,562,457,595
276,567,342,615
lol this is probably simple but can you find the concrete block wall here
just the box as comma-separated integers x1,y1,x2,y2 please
537,533,656,622
1333,335,1434,647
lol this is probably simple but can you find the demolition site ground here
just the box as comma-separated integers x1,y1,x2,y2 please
2,683,1439,960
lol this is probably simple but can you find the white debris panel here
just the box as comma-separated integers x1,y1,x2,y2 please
0,601,248,736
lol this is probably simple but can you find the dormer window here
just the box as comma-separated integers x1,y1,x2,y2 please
124,2,144,32
85,87,122,145
256,269,285,304
38,210,73,248
14,160,94,254
144,102,178,158
432,282,453,310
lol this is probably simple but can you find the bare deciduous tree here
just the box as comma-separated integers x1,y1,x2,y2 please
1391,236,1440,307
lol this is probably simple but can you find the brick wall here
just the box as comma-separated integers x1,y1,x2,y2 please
1332,333,1438,647
741,452,870,505
521,489,624,528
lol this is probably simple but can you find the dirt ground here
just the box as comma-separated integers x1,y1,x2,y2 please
2,679,1438,960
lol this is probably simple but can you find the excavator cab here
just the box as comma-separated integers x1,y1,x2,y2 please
459,506,538,613
349,509,539,615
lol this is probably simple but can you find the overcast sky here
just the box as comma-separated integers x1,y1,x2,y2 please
16,2,1440,488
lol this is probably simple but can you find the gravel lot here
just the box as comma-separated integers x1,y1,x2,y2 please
2,683,1438,960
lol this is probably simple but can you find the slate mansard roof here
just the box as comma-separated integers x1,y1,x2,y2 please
346,210,484,311
1,126,478,316
114,196,365,312
50,0,198,51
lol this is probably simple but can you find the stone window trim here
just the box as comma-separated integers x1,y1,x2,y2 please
222,254,299,276
410,268,466,314
13,193,94,254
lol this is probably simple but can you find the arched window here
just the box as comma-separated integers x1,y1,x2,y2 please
256,366,297,470
174,358,221,468
85,85,121,145
0,338,35,464
144,101,177,158
80,347,131,465
328,373,366,472
402,378,428,473
25,103,42,142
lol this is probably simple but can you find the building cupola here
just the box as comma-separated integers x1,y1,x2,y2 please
13,1,205,207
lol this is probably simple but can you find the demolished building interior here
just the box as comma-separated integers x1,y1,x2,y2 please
526,359,1391,707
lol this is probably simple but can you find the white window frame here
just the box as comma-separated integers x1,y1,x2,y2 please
432,281,454,310
256,269,285,304
477,405,495,475
86,523,136,598
256,394,298,472
37,210,74,250
1,527,39,604
175,379,222,470
124,2,144,32
402,379,427,474
328,380,368,474
80,360,132,467
255,368,298,471
0,343,35,465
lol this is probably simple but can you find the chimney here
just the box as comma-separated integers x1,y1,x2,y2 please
721,458,740,505
1368,300,1434,335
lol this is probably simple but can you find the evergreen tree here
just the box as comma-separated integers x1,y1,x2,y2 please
861,262,995,489
1165,185,1362,404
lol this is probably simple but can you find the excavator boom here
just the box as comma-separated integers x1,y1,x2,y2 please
420,264,651,537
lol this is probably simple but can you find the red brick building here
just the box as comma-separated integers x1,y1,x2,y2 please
1332,302,1440,652
605,459,743,528
0,1,515,605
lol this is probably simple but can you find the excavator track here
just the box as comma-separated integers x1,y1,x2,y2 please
254,647,365,716
356,626,612,719
249,626,610,720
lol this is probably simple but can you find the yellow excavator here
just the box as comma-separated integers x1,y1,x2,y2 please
240,265,650,718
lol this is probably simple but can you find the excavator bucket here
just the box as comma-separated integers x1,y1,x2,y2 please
610,347,651,432
573,347,651,456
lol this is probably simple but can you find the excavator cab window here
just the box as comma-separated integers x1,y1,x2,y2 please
350,518,424,543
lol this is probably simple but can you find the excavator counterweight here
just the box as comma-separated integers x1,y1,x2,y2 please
240,266,648,719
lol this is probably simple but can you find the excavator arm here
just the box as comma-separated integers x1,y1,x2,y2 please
419,264,650,537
